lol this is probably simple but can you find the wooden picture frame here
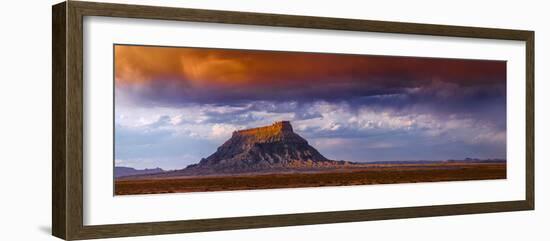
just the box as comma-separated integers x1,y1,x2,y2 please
52,1,534,240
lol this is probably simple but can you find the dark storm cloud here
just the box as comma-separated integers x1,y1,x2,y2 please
115,45,506,110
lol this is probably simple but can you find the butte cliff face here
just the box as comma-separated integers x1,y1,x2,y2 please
185,121,348,174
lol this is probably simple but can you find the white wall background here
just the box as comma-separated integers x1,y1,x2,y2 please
0,0,547,240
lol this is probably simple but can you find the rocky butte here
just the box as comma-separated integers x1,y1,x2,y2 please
114,121,508,194
165,121,352,176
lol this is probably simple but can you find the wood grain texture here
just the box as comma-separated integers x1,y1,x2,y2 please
74,201,530,240
51,1,535,240
66,2,85,240
52,2,67,239
72,1,533,40
525,32,535,209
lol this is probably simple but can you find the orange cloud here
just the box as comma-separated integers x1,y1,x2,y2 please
114,44,506,90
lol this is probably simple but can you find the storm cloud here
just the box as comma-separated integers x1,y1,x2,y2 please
114,45,506,170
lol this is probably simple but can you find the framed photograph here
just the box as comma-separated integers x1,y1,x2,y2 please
52,1,534,240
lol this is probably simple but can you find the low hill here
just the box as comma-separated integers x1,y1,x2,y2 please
115,166,164,178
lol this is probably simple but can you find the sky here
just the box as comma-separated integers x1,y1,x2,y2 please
114,45,507,170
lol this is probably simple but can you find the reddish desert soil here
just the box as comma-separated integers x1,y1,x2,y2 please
114,163,506,195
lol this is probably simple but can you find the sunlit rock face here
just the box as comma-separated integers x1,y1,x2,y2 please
186,121,350,174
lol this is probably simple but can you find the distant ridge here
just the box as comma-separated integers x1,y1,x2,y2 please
364,159,506,165
114,166,164,178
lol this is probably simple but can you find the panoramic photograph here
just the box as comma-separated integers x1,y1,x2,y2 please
113,44,507,195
